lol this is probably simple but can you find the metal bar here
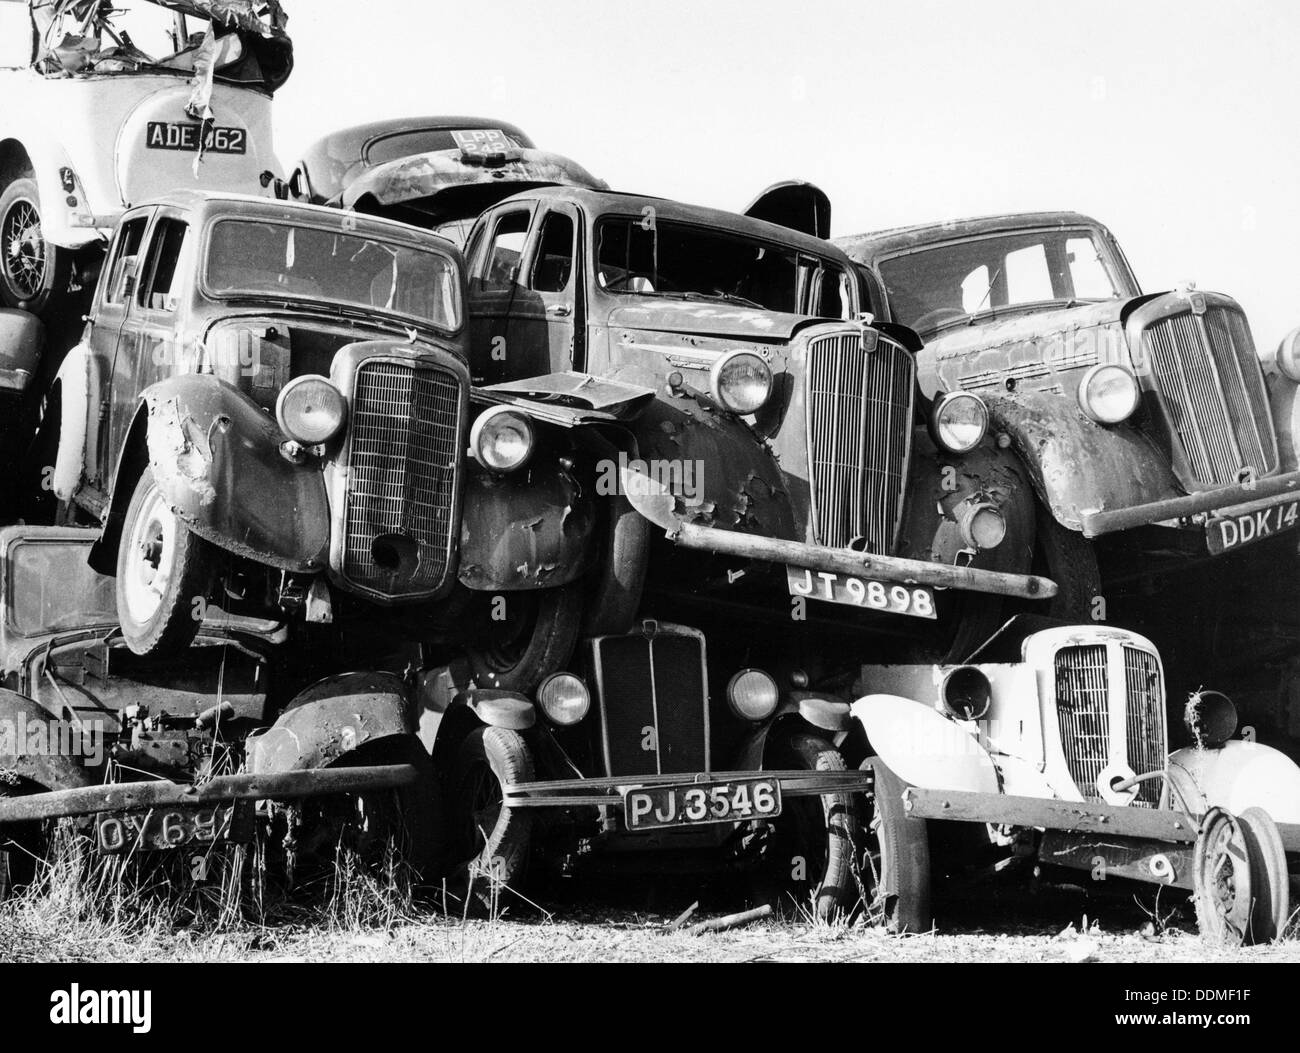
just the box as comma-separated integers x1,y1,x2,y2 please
0,764,419,824
1079,468,1300,537
901,785,1198,842
501,769,875,806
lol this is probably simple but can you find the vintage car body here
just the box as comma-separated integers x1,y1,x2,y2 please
837,213,1300,573
849,618,1300,943
420,618,873,918
47,192,623,686
281,116,606,247
0,0,291,317
0,525,435,894
462,187,1056,656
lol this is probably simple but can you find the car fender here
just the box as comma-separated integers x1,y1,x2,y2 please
0,128,102,250
458,455,596,591
1167,741,1300,824
51,340,94,501
982,391,1183,533
731,697,853,772
0,689,96,792
140,374,330,571
850,694,1000,794
427,687,536,775
246,672,416,775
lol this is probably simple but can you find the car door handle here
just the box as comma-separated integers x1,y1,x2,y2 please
546,304,573,317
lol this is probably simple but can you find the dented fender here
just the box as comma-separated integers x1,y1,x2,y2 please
732,697,853,773
0,689,96,792
458,456,596,590
141,375,329,571
982,391,1182,533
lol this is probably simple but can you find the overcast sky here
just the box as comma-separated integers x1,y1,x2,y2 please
274,0,1299,347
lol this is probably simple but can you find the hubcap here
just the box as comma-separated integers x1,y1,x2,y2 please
122,485,179,625
2,198,45,299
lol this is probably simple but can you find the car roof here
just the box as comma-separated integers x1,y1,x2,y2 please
498,186,854,262
836,210,1108,267
299,116,536,165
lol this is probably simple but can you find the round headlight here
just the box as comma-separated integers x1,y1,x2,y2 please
470,406,535,472
1077,363,1140,424
956,500,1007,551
710,351,772,414
275,375,346,446
940,666,991,721
930,392,989,454
536,673,590,726
727,668,779,722
1275,327,1300,383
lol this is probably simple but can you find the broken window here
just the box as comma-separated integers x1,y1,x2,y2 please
138,218,190,312
103,216,148,305
478,210,531,292
531,211,574,293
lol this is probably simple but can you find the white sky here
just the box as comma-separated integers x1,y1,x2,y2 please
274,0,1300,347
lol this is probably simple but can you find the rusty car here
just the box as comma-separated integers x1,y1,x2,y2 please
0,525,438,899
418,615,874,919
846,615,1300,944
459,186,1059,661
0,0,292,321
42,191,648,695
276,116,607,248
836,213,1300,616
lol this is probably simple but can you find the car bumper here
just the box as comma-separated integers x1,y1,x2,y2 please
1079,469,1300,538
501,769,874,809
0,763,419,824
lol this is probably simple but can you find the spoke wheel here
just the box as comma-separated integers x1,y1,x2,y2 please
1193,807,1255,946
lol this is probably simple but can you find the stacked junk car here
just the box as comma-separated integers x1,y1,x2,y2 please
0,0,1299,949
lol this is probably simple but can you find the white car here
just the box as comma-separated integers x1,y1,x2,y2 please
0,0,290,317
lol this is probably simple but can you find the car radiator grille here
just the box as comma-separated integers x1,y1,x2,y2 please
342,360,462,597
1140,304,1277,487
805,331,915,552
1054,641,1166,808
591,627,709,777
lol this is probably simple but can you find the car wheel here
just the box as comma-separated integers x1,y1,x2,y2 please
0,177,73,318
860,757,932,933
466,581,583,692
758,730,859,921
115,467,215,657
447,725,533,909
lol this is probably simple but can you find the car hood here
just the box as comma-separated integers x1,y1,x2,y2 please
923,299,1130,361
603,300,818,343
339,147,606,213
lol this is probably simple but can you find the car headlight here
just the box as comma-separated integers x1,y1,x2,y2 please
1077,363,1140,424
930,392,989,454
727,668,779,722
1275,327,1300,382
955,499,1006,550
470,406,535,472
710,351,772,414
536,673,590,726
940,666,991,721
276,375,347,445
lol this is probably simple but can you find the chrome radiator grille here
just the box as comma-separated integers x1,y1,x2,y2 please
805,331,914,552
591,626,709,777
1123,646,1166,807
1140,304,1277,487
1053,641,1167,807
342,360,462,597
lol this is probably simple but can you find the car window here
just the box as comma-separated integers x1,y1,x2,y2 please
1004,244,1053,304
138,218,190,312
1066,236,1114,300
531,211,574,293
478,210,531,291
103,216,148,305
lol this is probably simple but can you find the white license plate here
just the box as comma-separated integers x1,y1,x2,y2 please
1205,499,1300,555
786,566,936,619
623,778,781,831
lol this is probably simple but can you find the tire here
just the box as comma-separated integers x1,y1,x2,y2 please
115,467,215,657
861,758,931,933
1193,807,1255,946
1237,807,1290,944
446,725,533,908
582,493,650,636
466,581,584,692
760,730,859,921
1035,506,1101,621
0,177,73,318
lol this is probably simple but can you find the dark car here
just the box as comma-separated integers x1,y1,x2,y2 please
837,212,1300,614
43,191,645,693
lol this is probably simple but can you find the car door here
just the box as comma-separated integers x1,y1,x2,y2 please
466,203,536,385
507,200,582,375
103,210,195,491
